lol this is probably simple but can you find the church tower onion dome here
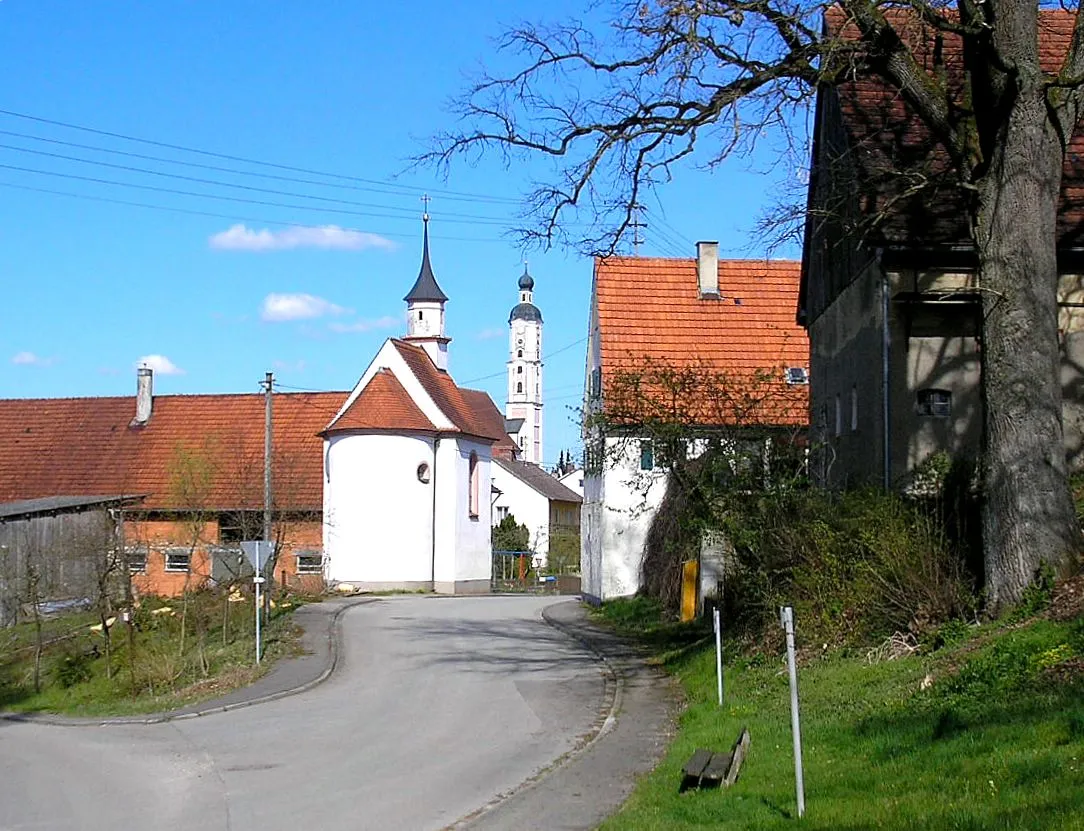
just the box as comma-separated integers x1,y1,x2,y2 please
509,302,543,324
509,265,543,323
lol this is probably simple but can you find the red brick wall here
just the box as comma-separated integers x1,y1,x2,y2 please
125,516,325,598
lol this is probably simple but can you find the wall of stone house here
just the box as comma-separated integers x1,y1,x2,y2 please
810,265,1084,488
807,257,888,489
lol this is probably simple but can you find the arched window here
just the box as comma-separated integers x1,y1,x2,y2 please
418,310,424,320
516,382,523,393
517,366,523,374
517,349,523,358
468,451,479,518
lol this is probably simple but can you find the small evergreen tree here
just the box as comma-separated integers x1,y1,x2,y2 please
491,515,530,552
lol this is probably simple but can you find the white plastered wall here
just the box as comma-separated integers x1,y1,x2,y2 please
433,437,493,590
490,464,552,559
323,432,436,585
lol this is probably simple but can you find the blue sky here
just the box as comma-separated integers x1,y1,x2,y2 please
0,0,803,468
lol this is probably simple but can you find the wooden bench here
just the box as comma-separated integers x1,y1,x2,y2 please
679,728,750,792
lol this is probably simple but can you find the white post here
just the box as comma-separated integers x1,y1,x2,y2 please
254,575,264,665
714,606,723,706
780,606,805,818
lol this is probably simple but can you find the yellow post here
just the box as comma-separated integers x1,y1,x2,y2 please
681,559,699,622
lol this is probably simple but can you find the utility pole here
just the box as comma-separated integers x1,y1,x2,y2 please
262,371,274,543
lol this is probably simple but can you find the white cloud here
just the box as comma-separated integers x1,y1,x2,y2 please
261,293,349,322
328,315,400,334
272,359,307,373
11,351,55,367
474,328,506,341
209,224,397,252
136,354,185,376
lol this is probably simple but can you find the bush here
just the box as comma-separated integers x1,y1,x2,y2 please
54,647,95,688
715,488,977,648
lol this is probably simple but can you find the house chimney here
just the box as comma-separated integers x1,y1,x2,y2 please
696,241,720,298
133,366,153,425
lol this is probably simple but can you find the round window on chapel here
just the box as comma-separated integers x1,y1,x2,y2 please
417,462,431,484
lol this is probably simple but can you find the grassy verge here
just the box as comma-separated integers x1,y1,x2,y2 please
0,590,306,717
594,599,1084,831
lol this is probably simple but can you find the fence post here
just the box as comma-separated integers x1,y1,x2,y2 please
714,606,724,706
780,605,805,818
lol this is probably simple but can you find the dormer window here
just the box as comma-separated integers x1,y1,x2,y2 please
917,389,952,418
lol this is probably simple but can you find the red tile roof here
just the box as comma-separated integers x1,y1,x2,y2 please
594,257,809,427
827,8,1084,246
0,391,345,511
459,388,518,456
323,369,436,433
391,340,508,442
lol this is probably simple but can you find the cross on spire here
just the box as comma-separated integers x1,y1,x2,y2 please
421,193,431,221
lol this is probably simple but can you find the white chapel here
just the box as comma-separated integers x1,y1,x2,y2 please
320,217,511,593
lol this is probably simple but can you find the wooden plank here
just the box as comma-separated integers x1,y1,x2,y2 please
724,728,751,787
699,751,732,788
680,748,714,792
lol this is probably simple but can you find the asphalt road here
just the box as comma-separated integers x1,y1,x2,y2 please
0,596,609,831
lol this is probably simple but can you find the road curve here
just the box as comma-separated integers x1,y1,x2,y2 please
0,596,609,831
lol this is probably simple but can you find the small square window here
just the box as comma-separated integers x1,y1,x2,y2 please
296,552,324,575
639,440,654,471
496,506,510,522
917,389,952,417
785,367,809,385
165,550,191,572
126,546,148,573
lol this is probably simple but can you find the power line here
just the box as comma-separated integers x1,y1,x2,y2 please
459,337,588,384
0,160,519,227
0,108,522,205
0,179,512,242
0,141,528,224
0,127,515,206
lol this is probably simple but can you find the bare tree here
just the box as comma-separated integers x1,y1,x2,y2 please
427,1,1084,611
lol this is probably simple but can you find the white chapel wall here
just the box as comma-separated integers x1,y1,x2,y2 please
323,432,435,587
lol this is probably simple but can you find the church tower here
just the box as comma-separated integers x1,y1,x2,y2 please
403,213,451,371
506,265,544,465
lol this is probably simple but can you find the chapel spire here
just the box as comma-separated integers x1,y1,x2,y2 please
403,204,451,371
403,208,448,304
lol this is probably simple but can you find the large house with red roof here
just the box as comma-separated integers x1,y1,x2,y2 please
799,9,1084,490
581,244,809,602
0,219,514,597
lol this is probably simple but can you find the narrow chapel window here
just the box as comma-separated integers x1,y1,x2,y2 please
468,452,480,518
517,382,523,393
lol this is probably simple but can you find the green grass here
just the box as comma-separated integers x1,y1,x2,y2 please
0,592,306,717
596,601,1084,831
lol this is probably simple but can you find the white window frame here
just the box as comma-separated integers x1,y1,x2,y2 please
164,549,191,573
126,546,148,573
295,552,324,575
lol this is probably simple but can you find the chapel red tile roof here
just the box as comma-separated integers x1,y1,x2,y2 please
0,391,345,511
323,369,437,434
826,7,1084,246
459,388,518,456
594,257,809,427
391,340,508,442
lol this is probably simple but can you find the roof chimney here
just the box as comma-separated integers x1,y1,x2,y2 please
697,241,720,298
132,366,153,426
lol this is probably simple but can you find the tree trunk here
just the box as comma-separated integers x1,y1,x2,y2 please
974,85,1082,613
